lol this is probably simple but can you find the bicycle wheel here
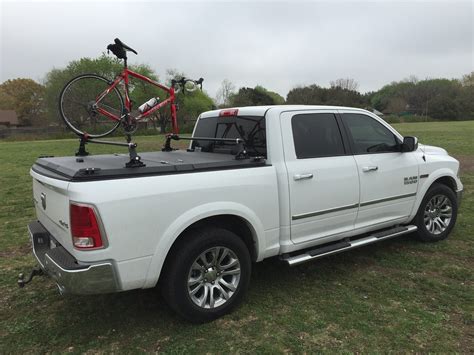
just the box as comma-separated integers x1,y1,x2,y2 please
59,74,124,138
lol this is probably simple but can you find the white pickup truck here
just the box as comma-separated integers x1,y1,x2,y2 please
25,105,463,322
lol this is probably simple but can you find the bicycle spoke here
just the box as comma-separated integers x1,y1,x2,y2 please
60,75,123,137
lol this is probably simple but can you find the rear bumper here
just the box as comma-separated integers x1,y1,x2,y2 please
28,221,120,295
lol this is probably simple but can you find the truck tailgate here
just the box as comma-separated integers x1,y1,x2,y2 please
31,169,73,252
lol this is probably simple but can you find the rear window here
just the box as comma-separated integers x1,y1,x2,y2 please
192,116,266,156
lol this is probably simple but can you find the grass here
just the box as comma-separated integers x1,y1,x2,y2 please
1,122,473,353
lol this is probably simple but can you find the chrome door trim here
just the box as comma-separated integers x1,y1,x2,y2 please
291,192,417,220
359,192,417,207
292,203,359,220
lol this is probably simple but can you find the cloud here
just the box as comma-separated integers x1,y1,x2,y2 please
1,0,472,99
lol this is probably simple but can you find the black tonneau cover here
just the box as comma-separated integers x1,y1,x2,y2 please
32,150,267,182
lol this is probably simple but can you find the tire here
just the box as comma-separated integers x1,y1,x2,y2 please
59,74,123,138
161,227,252,323
414,183,458,242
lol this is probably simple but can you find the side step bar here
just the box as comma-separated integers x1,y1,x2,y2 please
283,225,418,266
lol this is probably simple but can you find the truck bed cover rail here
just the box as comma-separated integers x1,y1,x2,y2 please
32,150,267,182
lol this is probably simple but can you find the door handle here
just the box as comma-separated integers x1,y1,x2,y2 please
362,166,378,172
294,173,314,181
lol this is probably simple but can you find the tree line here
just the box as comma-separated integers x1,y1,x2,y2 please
0,54,473,131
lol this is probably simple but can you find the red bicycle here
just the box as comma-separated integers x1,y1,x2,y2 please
59,38,203,138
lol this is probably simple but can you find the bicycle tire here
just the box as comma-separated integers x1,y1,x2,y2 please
59,74,124,138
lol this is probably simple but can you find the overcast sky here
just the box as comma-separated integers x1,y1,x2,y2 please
1,0,473,99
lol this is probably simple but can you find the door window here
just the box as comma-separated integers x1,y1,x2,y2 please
342,113,400,154
291,113,345,158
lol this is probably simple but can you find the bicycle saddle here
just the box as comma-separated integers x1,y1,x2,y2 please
107,38,138,59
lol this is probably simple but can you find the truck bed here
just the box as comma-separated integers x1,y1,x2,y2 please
32,150,267,182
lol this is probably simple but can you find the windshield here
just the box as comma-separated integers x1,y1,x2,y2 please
191,115,266,156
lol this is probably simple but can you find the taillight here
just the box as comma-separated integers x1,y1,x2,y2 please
70,203,105,249
219,109,239,117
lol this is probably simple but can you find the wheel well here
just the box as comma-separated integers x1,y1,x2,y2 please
432,176,457,192
164,215,258,267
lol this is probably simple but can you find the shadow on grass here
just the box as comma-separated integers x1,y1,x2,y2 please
46,235,413,326
4,233,470,352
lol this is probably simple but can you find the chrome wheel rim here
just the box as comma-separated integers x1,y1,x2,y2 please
424,194,452,235
187,247,241,309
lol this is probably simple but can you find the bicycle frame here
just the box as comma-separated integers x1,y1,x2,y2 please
95,68,179,133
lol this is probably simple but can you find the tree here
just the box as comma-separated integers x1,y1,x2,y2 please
370,77,464,119
215,79,236,107
370,81,415,113
0,87,15,109
386,97,408,114
461,72,474,87
429,96,459,120
286,84,366,107
287,85,324,105
0,78,46,126
254,85,285,105
456,84,474,119
229,86,282,107
330,78,359,91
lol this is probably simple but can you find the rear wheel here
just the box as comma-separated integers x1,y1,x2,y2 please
161,227,251,323
59,74,123,138
414,183,458,242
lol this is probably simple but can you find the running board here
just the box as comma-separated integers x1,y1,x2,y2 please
283,225,418,266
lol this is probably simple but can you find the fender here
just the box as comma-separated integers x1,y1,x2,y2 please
143,201,266,288
409,168,460,220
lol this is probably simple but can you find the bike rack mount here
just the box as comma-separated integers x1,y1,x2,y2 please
75,135,146,168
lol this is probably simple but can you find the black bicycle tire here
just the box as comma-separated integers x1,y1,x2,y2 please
59,74,124,138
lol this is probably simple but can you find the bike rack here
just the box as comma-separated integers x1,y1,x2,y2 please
162,134,249,160
76,135,146,168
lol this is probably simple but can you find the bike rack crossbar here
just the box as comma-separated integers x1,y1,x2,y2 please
87,139,137,148
171,136,243,144
162,134,247,160
76,136,145,168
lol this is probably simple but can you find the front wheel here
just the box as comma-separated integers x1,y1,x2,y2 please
59,74,123,138
414,183,458,242
161,227,252,323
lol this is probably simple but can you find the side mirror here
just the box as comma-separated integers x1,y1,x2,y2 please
402,136,418,152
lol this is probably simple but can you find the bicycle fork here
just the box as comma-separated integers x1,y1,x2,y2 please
171,102,178,134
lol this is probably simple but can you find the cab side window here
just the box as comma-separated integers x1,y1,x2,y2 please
292,113,345,158
341,113,400,154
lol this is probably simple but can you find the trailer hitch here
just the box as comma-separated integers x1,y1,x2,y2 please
17,266,44,288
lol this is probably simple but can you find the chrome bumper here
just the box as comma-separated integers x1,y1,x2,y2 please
28,221,120,295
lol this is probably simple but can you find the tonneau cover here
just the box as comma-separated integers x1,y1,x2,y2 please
32,150,266,182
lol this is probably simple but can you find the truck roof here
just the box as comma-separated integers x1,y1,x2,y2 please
200,105,369,118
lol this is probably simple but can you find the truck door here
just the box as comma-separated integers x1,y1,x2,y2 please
339,111,419,229
281,111,360,245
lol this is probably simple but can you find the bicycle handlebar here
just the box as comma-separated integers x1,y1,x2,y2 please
171,77,204,93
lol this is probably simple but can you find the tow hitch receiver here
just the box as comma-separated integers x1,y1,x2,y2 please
18,266,44,288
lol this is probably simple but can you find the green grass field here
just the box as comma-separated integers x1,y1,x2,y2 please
1,121,473,353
